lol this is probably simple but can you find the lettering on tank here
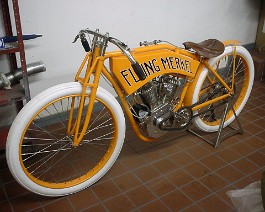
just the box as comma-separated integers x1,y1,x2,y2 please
120,57,192,86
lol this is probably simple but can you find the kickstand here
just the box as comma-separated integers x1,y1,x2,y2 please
188,99,244,148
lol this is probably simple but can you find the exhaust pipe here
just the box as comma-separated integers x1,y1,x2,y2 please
0,61,46,89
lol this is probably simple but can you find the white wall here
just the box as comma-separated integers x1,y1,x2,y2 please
4,0,262,97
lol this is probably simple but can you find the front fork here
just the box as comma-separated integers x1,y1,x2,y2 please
67,48,103,146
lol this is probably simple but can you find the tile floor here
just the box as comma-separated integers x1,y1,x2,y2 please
0,81,264,212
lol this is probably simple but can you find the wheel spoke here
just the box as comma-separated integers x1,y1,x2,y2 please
196,48,251,129
19,93,119,188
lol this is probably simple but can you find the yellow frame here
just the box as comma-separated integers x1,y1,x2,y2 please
68,41,238,144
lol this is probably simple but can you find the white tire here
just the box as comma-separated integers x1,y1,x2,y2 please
6,82,125,196
192,46,254,132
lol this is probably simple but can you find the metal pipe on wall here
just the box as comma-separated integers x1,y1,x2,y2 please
0,61,46,89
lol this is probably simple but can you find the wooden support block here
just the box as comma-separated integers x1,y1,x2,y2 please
249,49,265,81
0,126,9,150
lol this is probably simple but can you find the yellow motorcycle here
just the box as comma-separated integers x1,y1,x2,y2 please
6,29,254,196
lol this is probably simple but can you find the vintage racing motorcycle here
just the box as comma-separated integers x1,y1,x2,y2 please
6,29,254,196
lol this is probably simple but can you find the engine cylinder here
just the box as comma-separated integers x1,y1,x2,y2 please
139,81,158,109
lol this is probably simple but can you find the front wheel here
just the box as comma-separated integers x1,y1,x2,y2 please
6,82,125,196
192,45,254,132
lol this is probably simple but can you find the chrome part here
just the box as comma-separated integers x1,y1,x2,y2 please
139,40,162,46
109,37,136,65
139,81,158,107
173,107,193,129
73,29,139,66
157,75,186,103
156,106,193,131
139,39,182,49
132,74,190,138
144,119,167,138
0,61,46,90
101,33,109,56
152,103,172,127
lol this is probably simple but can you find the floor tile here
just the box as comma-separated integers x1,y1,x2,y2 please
233,130,253,141
175,137,197,150
185,144,211,160
0,168,15,184
181,181,211,202
125,129,138,142
140,148,165,162
247,151,265,167
91,180,120,201
243,122,264,135
128,139,154,152
182,204,204,212
103,194,135,211
253,117,265,127
249,107,265,117
10,193,42,212
118,143,135,157
231,158,259,175
125,185,156,207
229,141,255,157
216,185,237,207
255,130,265,141
234,176,257,189
218,134,240,148
199,173,229,192
240,111,260,123
120,153,146,170
161,189,192,211
249,170,263,182
199,141,223,153
43,197,73,212
0,186,6,201
4,181,29,199
38,195,58,206
166,169,194,187
152,157,180,174
68,188,99,211
112,172,142,192
184,161,211,179
0,201,12,212
0,155,8,169
107,160,129,178
146,176,175,197
82,203,106,212
156,140,182,156
244,136,265,149
133,165,161,183
197,194,231,211
216,148,241,163
200,154,227,170
169,151,195,167
140,199,170,212
216,165,244,183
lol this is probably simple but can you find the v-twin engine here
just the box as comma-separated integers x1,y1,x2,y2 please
132,75,192,138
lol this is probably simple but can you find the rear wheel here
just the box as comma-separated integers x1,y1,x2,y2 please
192,46,254,132
6,82,125,196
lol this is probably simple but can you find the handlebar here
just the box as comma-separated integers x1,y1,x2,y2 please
73,29,146,81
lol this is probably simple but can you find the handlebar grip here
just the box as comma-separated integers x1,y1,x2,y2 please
81,38,91,52
131,62,146,80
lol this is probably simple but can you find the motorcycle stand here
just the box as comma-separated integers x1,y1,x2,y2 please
188,99,244,148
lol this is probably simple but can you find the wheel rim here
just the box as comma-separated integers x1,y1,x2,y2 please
197,53,250,126
19,94,118,189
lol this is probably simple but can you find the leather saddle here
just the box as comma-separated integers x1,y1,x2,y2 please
183,39,225,59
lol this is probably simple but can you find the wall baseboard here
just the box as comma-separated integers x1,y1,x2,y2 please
243,43,255,50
